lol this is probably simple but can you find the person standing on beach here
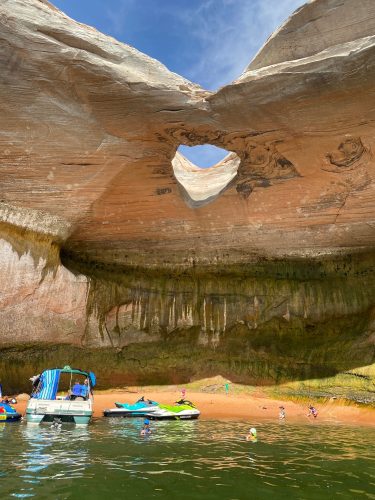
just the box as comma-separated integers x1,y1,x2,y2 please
308,405,318,418
224,383,230,396
279,406,286,419
181,387,186,399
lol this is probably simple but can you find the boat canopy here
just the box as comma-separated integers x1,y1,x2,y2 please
33,369,61,400
88,371,96,388
31,366,96,400
60,365,89,377
61,366,96,387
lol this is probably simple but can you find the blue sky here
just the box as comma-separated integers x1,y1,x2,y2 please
52,0,304,167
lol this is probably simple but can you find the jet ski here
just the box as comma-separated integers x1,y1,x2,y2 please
103,396,159,417
0,401,22,422
145,399,200,420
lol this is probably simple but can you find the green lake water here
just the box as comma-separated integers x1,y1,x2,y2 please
0,419,374,499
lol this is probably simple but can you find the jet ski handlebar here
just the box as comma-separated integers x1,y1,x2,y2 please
175,399,195,407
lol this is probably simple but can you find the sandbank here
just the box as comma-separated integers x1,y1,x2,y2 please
14,386,375,427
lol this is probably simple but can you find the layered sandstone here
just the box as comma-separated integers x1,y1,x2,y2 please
0,0,374,391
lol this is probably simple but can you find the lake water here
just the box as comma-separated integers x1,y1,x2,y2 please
0,419,374,499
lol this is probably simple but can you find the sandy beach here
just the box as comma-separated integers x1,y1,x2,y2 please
13,386,375,426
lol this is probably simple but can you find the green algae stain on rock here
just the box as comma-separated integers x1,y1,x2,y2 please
59,250,375,391
1,223,374,397
0,221,61,274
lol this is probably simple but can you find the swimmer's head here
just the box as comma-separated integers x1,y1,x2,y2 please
144,418,150,426
249,427,257,436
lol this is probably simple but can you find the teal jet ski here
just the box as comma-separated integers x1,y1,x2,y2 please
103,396,159,417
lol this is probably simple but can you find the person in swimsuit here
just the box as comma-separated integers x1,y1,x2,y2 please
140,418,152,436
279,406,286,419
246,427,257,442
308,405,318,418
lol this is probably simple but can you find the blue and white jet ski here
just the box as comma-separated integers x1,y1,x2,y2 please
103,396,159,417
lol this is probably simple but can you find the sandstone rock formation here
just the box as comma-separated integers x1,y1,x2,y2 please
0,0,374,394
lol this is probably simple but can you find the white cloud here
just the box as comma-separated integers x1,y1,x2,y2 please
175,0,305,90
105,0,137,36
103,0,305,91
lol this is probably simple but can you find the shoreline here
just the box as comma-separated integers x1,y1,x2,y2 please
14,388,375,427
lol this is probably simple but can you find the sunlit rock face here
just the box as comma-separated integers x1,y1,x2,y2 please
0,0,374,391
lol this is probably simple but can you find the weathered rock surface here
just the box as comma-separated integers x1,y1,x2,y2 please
0,0,374,390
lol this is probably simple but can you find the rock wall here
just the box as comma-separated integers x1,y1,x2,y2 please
1,224,374,390
0,223,87,344
0,0,374,392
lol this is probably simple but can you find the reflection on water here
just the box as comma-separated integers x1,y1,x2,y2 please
0,419,374,499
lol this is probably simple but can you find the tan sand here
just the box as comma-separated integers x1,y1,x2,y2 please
14,389,375,426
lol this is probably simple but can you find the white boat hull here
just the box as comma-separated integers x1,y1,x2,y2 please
26,398,93,425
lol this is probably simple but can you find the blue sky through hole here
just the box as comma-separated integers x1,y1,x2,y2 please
178,145,229,169
52,0,305,166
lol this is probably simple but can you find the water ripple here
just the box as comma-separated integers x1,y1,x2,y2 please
0,419,373,499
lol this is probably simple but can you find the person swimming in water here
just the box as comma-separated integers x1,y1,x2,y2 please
246,427,257,442
140,418,152,436
308,405,318,418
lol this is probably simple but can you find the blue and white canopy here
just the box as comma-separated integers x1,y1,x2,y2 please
31,367,96,400
33,369,61,400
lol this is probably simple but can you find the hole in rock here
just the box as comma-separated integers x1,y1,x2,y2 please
173,146,240,209
178,145,230,169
